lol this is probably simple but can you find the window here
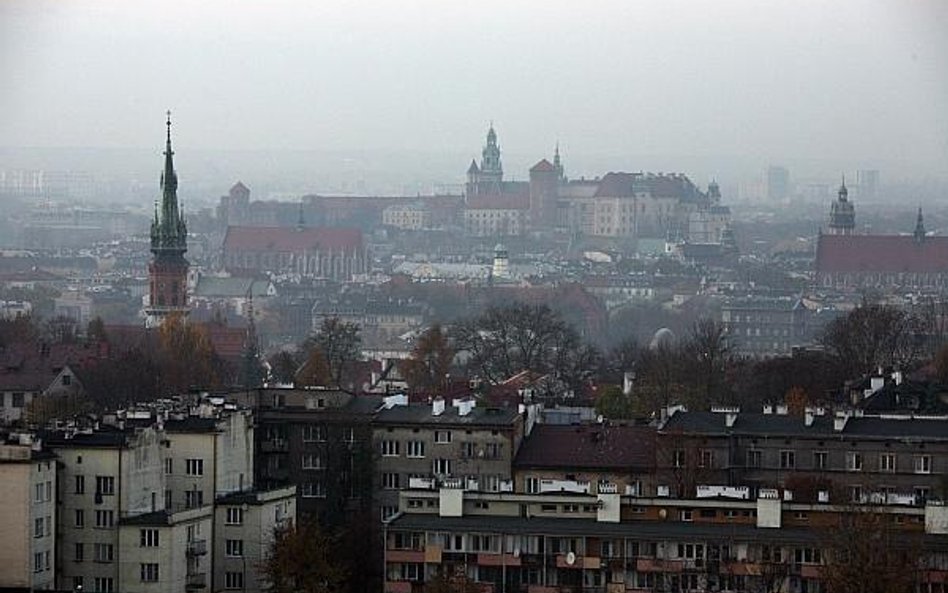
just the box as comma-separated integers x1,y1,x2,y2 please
382,473,401,489
301,453,323,469
880,453,896,473
94,543,114,563
140,563,159,582
34,552,42,573
434,430,452,444
185,490,204,509
226,539,244,557
699,449,714,468
779,450,795,469
433,458,451,475
94,577,114,592
35,517,44,538
914,455,932,474
165,458,173,475
95,510,114,528
35,483,44,502
849,485,864,502
12,392,24,408
75,474,85,494
381,440,400,456
673,449,686,468
407,441,425,458
302,480,325,498
140,529,159,547
681,509,694,522
461,442,477,458
747,449,762,468
95,476,115,496
303,425,325,442
813,451,828,470
45,480,51,501
226,507,244,525
186,459,204,476
526,477,540,494
225,572,244,590
485,442,501,459
381,505,398,521
75,509,84,528
846,452,863,472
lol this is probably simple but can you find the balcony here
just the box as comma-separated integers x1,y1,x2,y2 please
186,539,207,556
476,553,522,567
408,477,436,490
387,549,425,563
635,558,684,572
186,572,207,589
598,482,618,494
539,479,590,494
385,582,413,593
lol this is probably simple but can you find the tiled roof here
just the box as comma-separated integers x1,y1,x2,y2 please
816,234,948,274
223,226,364,253
530,159,555,173
514,424,655,471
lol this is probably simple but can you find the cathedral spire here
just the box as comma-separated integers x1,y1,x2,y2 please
152,111,187,255
838,174,848,201
914,207,926,242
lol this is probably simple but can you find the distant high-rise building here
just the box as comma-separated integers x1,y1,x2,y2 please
766,165,790,201
856,169,879,200
144,113,190,327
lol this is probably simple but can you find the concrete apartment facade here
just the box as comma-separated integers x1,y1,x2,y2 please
0,437,57,591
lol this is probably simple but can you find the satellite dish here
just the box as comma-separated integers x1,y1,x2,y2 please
566,551,576,565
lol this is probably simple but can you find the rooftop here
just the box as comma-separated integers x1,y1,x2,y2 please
514,424,655,471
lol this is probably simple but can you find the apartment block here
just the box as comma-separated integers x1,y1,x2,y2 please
373,397,524,522
0,435,57,591
383,488,948,593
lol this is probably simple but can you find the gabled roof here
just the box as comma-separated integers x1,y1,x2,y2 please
514,424,655,471
530,159,555,173
467,159,480,174
816,234,948,274
223,226,364,253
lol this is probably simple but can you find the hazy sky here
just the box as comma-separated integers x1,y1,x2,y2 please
2,0,947,176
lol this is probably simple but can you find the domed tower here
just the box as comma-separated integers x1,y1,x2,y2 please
145,112,189,327
828,175,855,236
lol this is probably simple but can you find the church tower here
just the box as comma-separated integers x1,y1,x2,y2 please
477,124,503,193
828,176,855,236
145,112,189,327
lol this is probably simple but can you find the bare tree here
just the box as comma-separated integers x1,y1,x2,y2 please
303,316,362,388
821,303,922,378
403,324,454,394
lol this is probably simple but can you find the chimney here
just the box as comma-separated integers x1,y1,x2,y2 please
869,376,884,394
432,397,445,416
833,412,850,432
458,399,475,417
622,372,635,396
725,412,738,428
892,370,903,386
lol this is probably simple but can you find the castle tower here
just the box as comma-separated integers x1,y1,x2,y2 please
477,123,503,193
828,175,855,236
145,112,189,327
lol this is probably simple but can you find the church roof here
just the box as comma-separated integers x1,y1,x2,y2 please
467,159,480,174
222,226,364,253
529,159,555,173
230,181,249,194
816,234,948,274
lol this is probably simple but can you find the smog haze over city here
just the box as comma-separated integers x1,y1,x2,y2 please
2,0,947,201
5,4,948,593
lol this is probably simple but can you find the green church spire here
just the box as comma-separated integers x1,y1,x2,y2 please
151,111,188,256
